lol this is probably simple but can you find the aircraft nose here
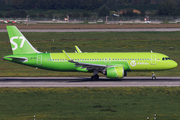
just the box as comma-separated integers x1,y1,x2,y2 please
171,60,178,68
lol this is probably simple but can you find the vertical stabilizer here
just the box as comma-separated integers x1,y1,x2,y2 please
6,26,41,54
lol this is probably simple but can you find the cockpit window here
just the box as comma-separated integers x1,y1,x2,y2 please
162,57,171,60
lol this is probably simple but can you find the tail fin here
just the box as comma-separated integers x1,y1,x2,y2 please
6,26,41,54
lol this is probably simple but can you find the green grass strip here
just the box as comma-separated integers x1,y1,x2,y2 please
0,87,180,119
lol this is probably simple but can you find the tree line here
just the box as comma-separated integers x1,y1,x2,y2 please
0,0,180,17
0,0,179,10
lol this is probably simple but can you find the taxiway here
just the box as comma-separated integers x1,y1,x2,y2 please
1,28,180,32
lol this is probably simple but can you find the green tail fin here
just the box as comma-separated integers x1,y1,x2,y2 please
6,26,41,54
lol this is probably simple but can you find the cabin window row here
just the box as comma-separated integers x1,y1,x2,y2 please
48,58,152,61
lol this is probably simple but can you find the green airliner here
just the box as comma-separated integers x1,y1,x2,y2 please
3,26,178,80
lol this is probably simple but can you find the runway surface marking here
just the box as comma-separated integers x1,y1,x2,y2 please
1,28,180,32
0,77,180,87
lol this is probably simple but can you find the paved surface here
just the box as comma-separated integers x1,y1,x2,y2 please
1,28,180,32
0,77,180,87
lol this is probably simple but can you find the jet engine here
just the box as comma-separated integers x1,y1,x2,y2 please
103,66,124,78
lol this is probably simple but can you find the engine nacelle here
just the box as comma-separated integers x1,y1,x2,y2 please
105,66,124,78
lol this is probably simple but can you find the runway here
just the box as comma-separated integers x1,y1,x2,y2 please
1,28,180,32
0,77,180,87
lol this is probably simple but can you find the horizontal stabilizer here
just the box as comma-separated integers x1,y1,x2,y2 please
5,57,28,62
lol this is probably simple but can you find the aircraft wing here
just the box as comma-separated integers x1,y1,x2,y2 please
75,45,82,53
68,60,108,71
63,50,110,71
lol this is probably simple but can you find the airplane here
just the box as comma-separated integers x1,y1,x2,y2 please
3,26,178,80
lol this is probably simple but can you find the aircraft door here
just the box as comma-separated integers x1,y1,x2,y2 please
37,55,42,65
151,54,156,65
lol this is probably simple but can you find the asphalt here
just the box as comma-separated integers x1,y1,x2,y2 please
1,28,180,32
0,77,180,87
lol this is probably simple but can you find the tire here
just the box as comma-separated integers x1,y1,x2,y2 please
95,74,99,80
91,76,96,81
91,75,99,81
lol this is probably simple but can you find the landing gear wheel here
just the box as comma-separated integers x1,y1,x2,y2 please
152,76,156,80
151,72,156,80
91,74,99,80
91,76,96,81
95,74,99,80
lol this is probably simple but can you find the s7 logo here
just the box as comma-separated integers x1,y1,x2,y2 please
10,36,26,50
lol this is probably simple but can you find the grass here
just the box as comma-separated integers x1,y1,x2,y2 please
0,31,180,77
0,87,180,119
3,23,180,29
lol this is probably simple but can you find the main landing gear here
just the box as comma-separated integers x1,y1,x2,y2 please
91,74,99,80
91,69,99,80
152,71,156,80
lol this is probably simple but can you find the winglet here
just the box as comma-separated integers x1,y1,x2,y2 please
75,45,82,53
62,50,72,61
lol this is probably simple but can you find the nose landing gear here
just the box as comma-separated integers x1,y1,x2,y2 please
152,71,156,80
